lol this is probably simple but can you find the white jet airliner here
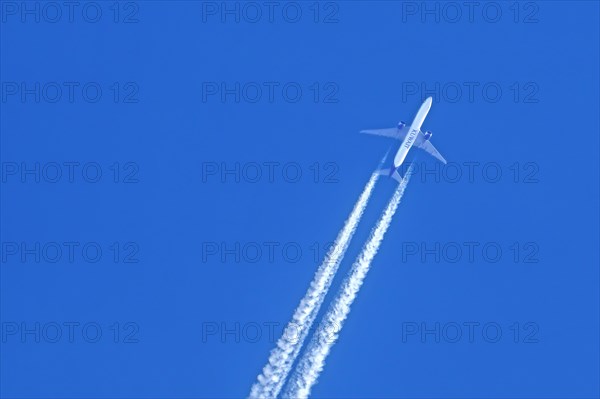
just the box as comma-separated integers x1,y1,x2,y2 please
361,96,447,182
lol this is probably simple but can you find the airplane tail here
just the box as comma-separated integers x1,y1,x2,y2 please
376,150,410,184
391,170,404,183
376,167,403,183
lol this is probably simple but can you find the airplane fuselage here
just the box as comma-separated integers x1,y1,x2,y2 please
391,96,433,172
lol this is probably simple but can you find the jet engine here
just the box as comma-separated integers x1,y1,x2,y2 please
397,121,406,129
424,131,433,140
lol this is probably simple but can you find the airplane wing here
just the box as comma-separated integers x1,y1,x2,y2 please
361,126,447,164
414,132,447,164
360,125,409,140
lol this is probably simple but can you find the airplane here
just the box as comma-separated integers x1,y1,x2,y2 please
361,96,447,183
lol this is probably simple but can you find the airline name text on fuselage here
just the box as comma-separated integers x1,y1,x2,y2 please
404,129,418,149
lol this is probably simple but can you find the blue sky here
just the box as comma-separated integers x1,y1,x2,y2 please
1,1,599,398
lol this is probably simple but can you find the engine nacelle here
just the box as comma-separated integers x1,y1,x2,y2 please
397,121,406,129
424,130,433,140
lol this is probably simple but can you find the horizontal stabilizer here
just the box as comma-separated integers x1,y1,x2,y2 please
391,170,404,183
377,167,403,183
376,168,392,176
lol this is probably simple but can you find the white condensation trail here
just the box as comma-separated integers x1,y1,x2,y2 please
249,170,381,399
283,166,413,399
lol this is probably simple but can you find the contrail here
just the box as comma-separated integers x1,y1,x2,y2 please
249,164,384,399
283,166,413,399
